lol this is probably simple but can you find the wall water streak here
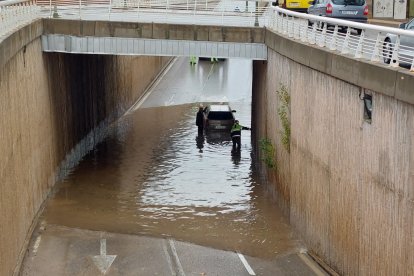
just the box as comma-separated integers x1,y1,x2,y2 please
0,33,171,275
253,49,414,275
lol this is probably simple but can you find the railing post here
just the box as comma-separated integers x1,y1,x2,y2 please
270,9,274,30
300,20,307,42
283,14,288,35
355,30,365,58
370,33,381,62
309,21,317,44
12,5,17,27
166,0,169,19
341,27,351,54
221,0,224,25
410,58,414,72
390,36,400,67
320,22,327,47
329,25,338,51
137,0,140,18
269,10,276,30
79,0,82,19
254,0,259,26
109,0,112,20
277,12,283,33
288,16,294,38
293,17,300,39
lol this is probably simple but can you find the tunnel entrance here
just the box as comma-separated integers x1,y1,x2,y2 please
36,57,303,259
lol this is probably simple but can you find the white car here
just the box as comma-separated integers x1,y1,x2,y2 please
383,18,414,67
203,104,236,131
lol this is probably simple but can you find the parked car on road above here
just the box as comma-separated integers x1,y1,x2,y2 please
307,0,368,32
383,18,414,67
278,0,312,13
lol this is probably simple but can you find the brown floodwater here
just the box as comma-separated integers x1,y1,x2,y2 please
41,58,303,259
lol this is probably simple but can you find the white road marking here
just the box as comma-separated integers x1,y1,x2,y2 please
92,239,117,275
32,236,41,254
200,62,216,93
237,253,256,275
168,239,186,276
164,93,176,106
162,240,175,276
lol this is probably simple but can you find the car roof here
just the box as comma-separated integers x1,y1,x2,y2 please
208,105,231,112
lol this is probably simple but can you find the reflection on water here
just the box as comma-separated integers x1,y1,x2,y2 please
195,135,205,153
42,59,302,259
43,103,302,259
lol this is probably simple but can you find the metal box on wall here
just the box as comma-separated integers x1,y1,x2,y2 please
373,0,407,18
374,0,394,17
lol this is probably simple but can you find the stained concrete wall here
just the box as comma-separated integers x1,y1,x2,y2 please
253,30,414,275
42,19,265,43
0,22,170,276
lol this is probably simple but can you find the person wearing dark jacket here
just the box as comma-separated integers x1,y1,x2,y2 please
196,106,204,135
230,120,250,152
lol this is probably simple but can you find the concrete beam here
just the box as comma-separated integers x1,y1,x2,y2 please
41,35,268,60
395,70,414,104
356,61,397,98
42,19,266,44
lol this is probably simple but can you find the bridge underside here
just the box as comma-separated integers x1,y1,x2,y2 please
42,35,267,60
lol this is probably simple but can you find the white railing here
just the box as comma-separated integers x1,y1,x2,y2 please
0,0,414,72
267,7,414,72
0,0,40,40
0,0,270,40
36,0,270,27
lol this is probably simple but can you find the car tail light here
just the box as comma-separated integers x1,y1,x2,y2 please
326,3,333,14
363,5,368,15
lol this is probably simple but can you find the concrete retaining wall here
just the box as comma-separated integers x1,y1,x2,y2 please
42,19,265,43
0,22,171,275
253,30,414,275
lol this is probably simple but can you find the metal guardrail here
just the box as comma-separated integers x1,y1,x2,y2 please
0,0,40,39
37,0,270,26
0,0,413,72
267,7,414,72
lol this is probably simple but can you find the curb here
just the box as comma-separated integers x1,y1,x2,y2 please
368,19,403,28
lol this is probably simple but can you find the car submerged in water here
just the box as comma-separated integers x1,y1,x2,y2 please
203,104,236,131
383,18,414,68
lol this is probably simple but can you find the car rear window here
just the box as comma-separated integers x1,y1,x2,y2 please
207,111,234,120
332,0,365,5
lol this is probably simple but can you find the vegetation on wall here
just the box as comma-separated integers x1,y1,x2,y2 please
276,83,291,153
259,138,276,169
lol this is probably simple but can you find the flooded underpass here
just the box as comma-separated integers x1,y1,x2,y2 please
22,58,327,275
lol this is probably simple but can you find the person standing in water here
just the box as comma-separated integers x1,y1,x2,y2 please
230,120,250,152
196,106,205,135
